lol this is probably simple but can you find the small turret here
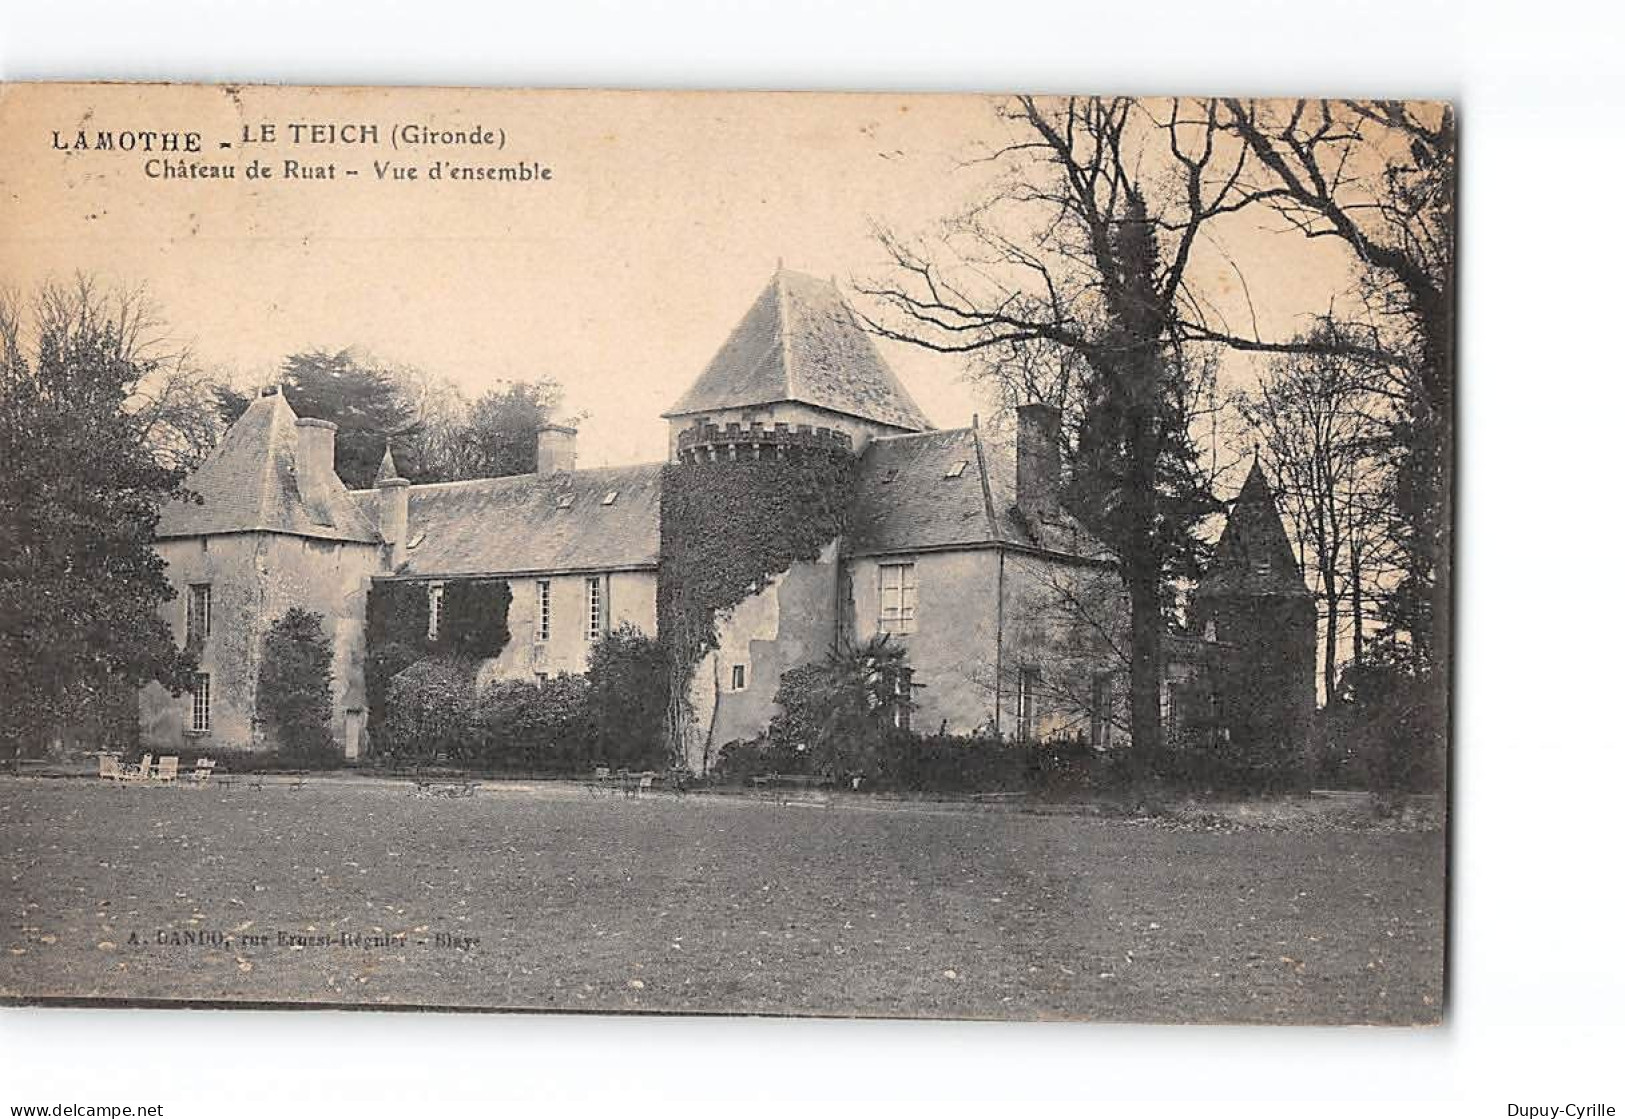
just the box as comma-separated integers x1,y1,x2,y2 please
1191,459,1316,787
374,441,409,548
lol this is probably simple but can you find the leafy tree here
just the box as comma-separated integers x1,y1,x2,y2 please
217,359,570,486
277,349,419,488
767,636,914,781
215,348,418,488
0,281,196,765
257,608,336,760
586,623,669,768
461,380,566,478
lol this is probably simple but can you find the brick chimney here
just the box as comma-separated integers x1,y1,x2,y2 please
293,416,339,526
1015,401,1062,518
537,424,577,475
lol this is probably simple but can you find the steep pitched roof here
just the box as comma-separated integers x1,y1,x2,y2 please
358,464,662,579
845,427,1102,559
663,268,932,432
1194,460,1312,599
156,390,380,543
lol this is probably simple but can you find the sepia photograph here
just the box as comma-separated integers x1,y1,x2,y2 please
0,83,1454,1026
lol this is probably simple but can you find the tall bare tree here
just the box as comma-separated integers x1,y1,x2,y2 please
861,96,1240,771
1209,100,1455,675
1237,322,1394,705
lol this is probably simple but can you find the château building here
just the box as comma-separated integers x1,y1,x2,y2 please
139,267,1314,773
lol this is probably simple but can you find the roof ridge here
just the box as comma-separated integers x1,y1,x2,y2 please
969,423,1001,545
867,426,974,444
351,460,667,496
776,267,797,404
254,394,289,529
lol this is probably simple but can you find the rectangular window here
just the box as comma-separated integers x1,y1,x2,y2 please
730,664,746,691
190,673,211,734
585,576,602,642
186,583,211,646
878,562,917,635
1017,667,1041,743
427,583,444,641
535,579,551,643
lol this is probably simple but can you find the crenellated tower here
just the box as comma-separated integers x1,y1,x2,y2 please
657,267,927,772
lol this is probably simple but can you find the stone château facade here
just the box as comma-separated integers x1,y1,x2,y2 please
139,267,1314,773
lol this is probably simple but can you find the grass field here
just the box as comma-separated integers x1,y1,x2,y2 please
0,777,1444,1024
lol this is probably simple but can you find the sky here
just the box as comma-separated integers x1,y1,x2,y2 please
1,85,1362,473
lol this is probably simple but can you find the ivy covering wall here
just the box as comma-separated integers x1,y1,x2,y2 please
656,449,859,763
363,577,513,738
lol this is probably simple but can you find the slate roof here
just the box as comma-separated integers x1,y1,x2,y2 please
1193,460,1312,599
356,464,663,579
156,390,381,543
663,268,932,432
846,427,1102,560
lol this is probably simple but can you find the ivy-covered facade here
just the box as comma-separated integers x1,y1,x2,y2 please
141,266,1313,773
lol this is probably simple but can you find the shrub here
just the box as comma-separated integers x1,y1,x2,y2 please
586,624,669,769
766,635,913,781
478,674,593,771
363,577,512,734
380,656,478,763
1330,660,1446,797
257,608,336,759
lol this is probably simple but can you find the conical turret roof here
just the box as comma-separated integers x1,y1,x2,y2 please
1194,459,1311,599
374,442,401,484
663,267,931,432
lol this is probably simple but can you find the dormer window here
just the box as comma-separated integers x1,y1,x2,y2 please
557,494,575,509
601,490,618,506
944,460,968,479
406,531,426,550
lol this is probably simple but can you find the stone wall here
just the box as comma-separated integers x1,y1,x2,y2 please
477,569,659,685
140,531,384,756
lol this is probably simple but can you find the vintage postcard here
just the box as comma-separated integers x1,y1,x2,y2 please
0,84,1451,1022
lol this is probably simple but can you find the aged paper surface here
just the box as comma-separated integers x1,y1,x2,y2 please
0,83,1449,1021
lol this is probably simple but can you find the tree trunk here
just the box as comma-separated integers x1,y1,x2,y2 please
1126,569,1164,778
1321,563,1339,709
1349,544,1365,674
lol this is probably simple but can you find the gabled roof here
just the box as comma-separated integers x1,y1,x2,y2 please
1193,460,1311,599
663,268,932,432
845,426,1102,560
156,390,381,543
357,464,663,579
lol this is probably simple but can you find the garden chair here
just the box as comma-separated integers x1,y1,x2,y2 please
190,758,216,786
153,756,180,785
116,754,153,785
97,754,122,782
586,765,612,799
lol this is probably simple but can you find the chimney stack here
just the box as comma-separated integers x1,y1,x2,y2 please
1015,402,1062,518
536,424,578,475
293,416,339,526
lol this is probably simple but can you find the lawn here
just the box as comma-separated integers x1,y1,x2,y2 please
0,777,1444,1024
